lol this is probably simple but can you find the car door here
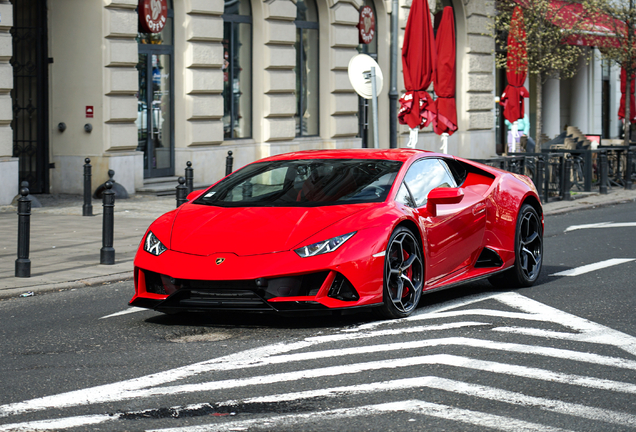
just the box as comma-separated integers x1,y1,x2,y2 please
396,158,487,285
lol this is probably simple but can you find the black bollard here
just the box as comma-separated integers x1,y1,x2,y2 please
83,158,93,216
100,181,115,265
563,158,572,201
185,161,194,194
535,156,544,199
15,181,31,278
176,176,187,208
625,149,633,190
225,150,233,176
242,180,253,199
599,150,608,195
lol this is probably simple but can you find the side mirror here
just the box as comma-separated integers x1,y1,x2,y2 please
187,189,205,201
426,187,464,217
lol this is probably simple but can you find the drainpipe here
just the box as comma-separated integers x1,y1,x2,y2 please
389,0,399,148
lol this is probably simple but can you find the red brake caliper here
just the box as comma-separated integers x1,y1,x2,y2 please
402,251,411,298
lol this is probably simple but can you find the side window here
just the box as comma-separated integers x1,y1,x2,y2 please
444,158,468,186
395,183,416,207
395,159,457,207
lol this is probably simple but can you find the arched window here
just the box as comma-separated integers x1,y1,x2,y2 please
295,0,319,137
137,0,175,178
223,0,252,139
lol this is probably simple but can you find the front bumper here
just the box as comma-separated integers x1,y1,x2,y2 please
130,242,385,313
130,268,368,313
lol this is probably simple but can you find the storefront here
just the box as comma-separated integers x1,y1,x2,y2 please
0,0,502,204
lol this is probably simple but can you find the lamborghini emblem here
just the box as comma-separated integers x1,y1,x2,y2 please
215,258,225,265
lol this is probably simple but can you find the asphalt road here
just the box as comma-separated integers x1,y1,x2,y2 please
1,202,635,431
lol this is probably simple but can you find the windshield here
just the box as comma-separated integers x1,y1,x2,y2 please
195,159,402,207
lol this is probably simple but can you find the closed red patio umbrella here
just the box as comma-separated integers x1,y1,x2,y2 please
398,0,436,135
619,67,636,123
433,6,457,137
500,6,529,123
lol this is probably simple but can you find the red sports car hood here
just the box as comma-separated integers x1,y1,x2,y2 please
169,203,374,256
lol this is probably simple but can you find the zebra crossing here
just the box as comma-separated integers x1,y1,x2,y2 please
1,290,635,431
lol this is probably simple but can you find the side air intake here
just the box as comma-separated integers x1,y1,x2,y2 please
475,248,504,268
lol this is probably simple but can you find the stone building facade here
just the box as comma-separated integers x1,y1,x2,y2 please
0,0,500,205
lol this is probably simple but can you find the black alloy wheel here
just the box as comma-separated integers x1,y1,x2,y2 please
490,203,543,288
376,227,424,319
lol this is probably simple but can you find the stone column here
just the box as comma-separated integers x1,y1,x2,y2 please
461,0,496,158
570,54,589,133
262,0,297,144
184,2,224,146
0,1,17,205
328,1,360,144
102,0,142,193
543,77,561,139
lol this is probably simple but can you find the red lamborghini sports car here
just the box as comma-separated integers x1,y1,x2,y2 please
130,149,543,319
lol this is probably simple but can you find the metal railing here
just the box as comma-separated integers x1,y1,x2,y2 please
471,146,636,203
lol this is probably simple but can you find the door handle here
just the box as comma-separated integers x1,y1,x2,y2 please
472,204,486,216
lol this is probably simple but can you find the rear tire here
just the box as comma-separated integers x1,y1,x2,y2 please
376,227,424,319
489,204,543,288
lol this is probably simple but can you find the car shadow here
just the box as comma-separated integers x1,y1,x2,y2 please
144,307,379,329
144,269,558,330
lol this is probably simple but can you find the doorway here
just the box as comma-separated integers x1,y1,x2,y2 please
136,3,175,179
11,0,49,194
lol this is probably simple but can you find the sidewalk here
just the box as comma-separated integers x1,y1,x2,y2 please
1,188,635,300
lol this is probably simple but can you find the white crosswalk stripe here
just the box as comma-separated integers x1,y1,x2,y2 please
2,291,636,431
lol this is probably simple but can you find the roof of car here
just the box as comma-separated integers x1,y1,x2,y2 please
260,149,437,163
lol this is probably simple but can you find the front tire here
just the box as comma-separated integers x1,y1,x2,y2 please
489,203,543,288
376,227,424,319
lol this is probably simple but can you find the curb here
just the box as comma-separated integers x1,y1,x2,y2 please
543,195,636,216
0,271,133,301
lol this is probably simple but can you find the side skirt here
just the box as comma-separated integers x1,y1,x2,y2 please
421,265,513,296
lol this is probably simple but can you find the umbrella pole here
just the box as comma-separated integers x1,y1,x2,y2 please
510,121,519,153
407,128,418,148
371,67,380,149
440,133,449,154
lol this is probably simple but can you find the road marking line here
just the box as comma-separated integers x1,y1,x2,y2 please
0,414,113,431
83,354,636,402
99,307,147,320
346,291,502,332
227,376,636,427
148,399,576,432
6,374,636,431
550,258,635,277
495,291,636,356
565,222,636,233
3,292,636,418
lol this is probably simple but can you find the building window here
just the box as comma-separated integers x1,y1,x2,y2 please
137,0,175,178
295,0,319,137
223,0,252,139
356,0,378,147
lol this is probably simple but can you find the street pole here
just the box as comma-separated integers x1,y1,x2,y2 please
83,158,93,216
371,67,380,149
100,182,115,265
625,0,634,148
176,177,187,207
185,161,193,194
15,182,31,278
389,0,398,148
